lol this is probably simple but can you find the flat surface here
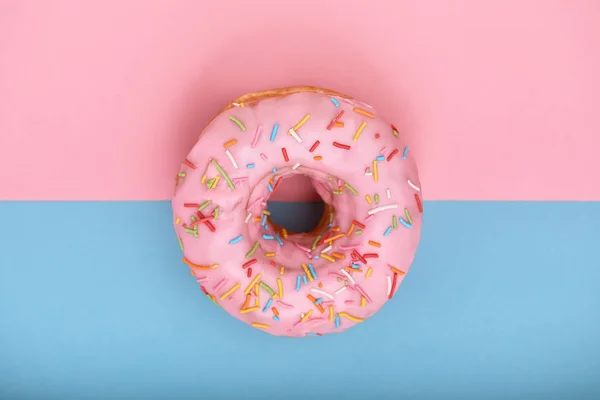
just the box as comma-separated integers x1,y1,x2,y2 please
1,201,599,399
1,0,600,201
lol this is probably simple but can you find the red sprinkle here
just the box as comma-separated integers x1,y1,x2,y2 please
327,110,345,130
415,194,423,213
200,286,208,295
333,142,351,150
352,219,366,229
184,203,200,208
247,268,252,277
391,124,399,135
375,133,381,139
309,140,320,153
387,149,399,161
197,211,216,232
282,148,289,162
270,261,277,267
353,250,367,264
363,253,379,259
389,273,398,299
242,259,257,269
184,159,197,170
190,215,214,227
272,177,283,193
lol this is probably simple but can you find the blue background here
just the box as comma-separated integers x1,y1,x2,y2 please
1,201,599,399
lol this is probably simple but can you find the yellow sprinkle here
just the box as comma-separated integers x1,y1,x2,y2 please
361,297,367,308
365,267,373,278
282,229,288,239
254,283,260,296
313,156,322,160
365,194,372,204
301,309,313,322
220,283,240,300
262,210,271,215
224,139,237,148
211,264,219,269
302,264,314,282
251,322,270,329
210,175,221,189
373,160,378,182
339,312,364,323
320,254,336,263
353,121,367,141
240,103,244,108
240,306,259,313
280,266,284,275
293,114,311,131
353,108,375,119
329,306,335,323
277,278,283,299
201,175,207,184
175,217,181,224
265,252,275,257
244,273,262,294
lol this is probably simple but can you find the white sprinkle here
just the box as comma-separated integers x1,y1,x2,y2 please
310,288,334,299
407,179,421,191
288,128,303,143
386,275,392,296
232,102,241,107
320,245,332,254
245,212,252,223
292,162,301,170
334,286,348,295
367,203,399,215
225,149,239,169
386,188,391,199
365,172,373,176
340,269,355,285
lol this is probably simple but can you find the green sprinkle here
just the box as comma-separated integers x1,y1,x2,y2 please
259,281,275,296
178,237,184,250
262,210,271,215
212,159,236,190
245,241,260,259
312,235,322,250
178,172,186,177
392,128,399,137
206,178,215,188
213,207,219,220
193,231,199,238
184,228,195,234
392,215,398,229
354,229,363,235
229,116,247,131
404,208,413,224
337,278,342,282
344,183,358,196
374,193,380,203
328,176,334,181
333,190,342,195
191,215,197,222
198,200,211,211
329,213,334,224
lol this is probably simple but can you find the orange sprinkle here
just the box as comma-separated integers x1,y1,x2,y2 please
251,322,270,329
388,265,406,275
318,282,323,288
182,258,212,270
334,121,344,127
241,306,260,313
353,107,375,118
346,223,355,237
325,233,344,243
223,139,237,148
242,294,251,309
331,252,345,259
313,156,323,160
272,307,279,317
368,240,381,248
254,217,262,222
265,252,275,257
282,229,288,239
331,227,341,232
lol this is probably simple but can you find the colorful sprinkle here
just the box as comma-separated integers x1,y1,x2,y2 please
344,183,358,196
224,139,237,148
365,267,373,278
251,322,269,329
308,263,318,280
220,283,240,300
353,121,367,142
245,241,260,259
403,146,409,159
353,108,375,118
320,254,335,263
392,215,398,229
184,159,197,170
259,281,275,296
367,203,399,215
365,194,372,204
404,208,413,224
335,314,341,327
333,141,351,150
288,128,303,143
331,98,340,107
387,148,399,161
327,110,345,130
399,217,413,229
270,124,279,142
296,276,302,291
339,312,364,323
415,194,423,212
198,200,211,211
294,114,311,131
243,273,262,295
292,162,301,170
301,310,314,322
225,149,239,169
229,235,243,244
373,160,378,182
389,273,399,299
383,226,393,236
211,159,235,190
407,179,421,191
391,124,399,137
282,148,289,162
262,298,273,312
242,259,257,269
309,140,320,152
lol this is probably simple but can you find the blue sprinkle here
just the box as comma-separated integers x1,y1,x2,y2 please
296,276,302,291
262,234,274,240
331,97,340,107
399,218,413,229
350,263,361,269
335,315,341,328
263,225,269,231
261,214,267,226
403,146,409,160
308,263,318,280
262,298,273,312
383,226,393,236
275,234,284,246
313,255,319,259
229,235,243,244
302,275,308,285
272,168,277,174
267,183,273,192
270,124,279,142
273,315,280,321
246,163,255,169
376,155,385,161
315,297,323,305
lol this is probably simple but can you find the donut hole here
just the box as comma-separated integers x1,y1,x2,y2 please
267,175,327,234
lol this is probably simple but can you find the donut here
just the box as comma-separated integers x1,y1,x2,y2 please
172,86,423,337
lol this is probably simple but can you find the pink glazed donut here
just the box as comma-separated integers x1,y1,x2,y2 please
172,86,423,337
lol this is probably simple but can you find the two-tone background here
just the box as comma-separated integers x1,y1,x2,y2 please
1,1,599,398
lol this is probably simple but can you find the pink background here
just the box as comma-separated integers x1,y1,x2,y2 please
1,0,599,201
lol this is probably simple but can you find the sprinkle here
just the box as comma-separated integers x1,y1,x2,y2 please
374,193,380,203
311,288,334,299
282,148,289,162
373,160,378,182
288,128,302,143
407,179,420,191
184,203,200,208
353,108,375,118
403,146,409,159
184,159,197,170
339,312,363,323
405,208,413,224
251,322,269,329
331,98,340,107
197,211,216,232
262,234,274,240
314,155,323,161
309,140,320,153
262,298,273,313
209,175,220,189
387,149,399,161
262,209,271,215
312,235,321,250
302,275,308,285
353,121,368,142
296,276,302,291
201,175,207,184
320,254,336,263
229,116,246,131
327,110,345,130
331,252,345,259
315,297,323,305
301,264,313,282
335,314,341,327
321,245,332,254
294,114,311,131
361,297,367,307
265,252,275,257
391,124,399,137
383,226,393,236
277,278,283,299
272,307,280,317
229,235,243,244
343,183,358,196
213,207,219,219
251,126,262,148
301,310,314,322
368,240,381,248
261,214,267,226
178,172,186,178
220,283,240,300
365,194,372,204
386,189,392,199
223,149,239,169
392,215,398,229
198,200,211,211
244,273,262,294
307,263,318,280
267,183,273,192
333,142,351,150
224,139,237,148
280,266,284,275
399,217,413,229
260,153,268,161
211,159,235,190
242,259,257,269
376,155,385,162
389,273,399,299
281,228,288,239
415,194,423,212
275,234,284,246
270,124,279,142
346,223,355,237
259,281,275,296
175,217,181,224
247,268,252,277
340,269,355,285
292,162,301,170
241,306,260,314
334,286,347,295
245,241,260,259
245,213,252,223
365,267,373,278
368,204,399,216
350,263,361,269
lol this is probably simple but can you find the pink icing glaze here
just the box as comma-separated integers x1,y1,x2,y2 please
172,88,422,337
